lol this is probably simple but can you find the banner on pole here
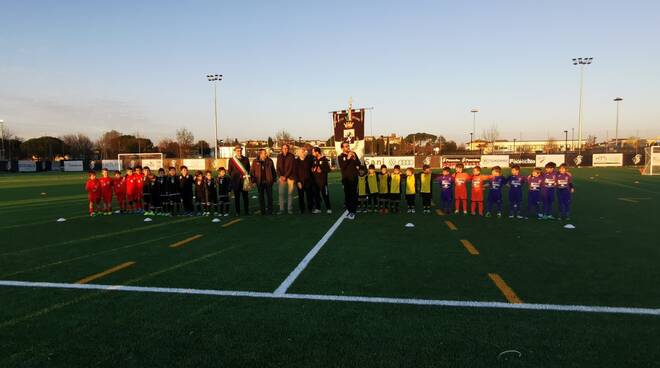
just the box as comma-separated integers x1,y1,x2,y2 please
440,155,481,169
363,156,415,169
64,160,84,172
333,108,365,160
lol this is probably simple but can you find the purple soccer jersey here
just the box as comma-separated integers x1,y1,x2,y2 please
527,175,542,192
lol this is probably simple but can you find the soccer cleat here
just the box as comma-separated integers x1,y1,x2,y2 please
454,210,459,214
326,209,332,214
508,214,514,219
411,209,416,214
485,212,491,218
312,209,321,214
497,212,502,218
547,215,555,220
517,215,524,219
347,213,356,220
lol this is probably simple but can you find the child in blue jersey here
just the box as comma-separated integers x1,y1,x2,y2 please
540,162,558,219
485,166,505,218
506,165,525,219
556,164,575,220
526,167,543,219
437,167,454,214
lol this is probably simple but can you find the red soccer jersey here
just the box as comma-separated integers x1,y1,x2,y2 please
113,177,126,196
453,172,472,199
133,173,144,198
470,174,489,201
99,177,113,198
85,179,101,200
125,174,137,196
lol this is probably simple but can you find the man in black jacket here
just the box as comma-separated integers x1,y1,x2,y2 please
311,146,331,214
276,144,296,214
338,142,360,219
250,149,277,215
227,145,251,215
294,147,316,214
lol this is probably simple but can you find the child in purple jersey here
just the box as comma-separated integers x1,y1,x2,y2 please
485,166,505,218
556,164,575,220
506,165,525,219
540,162,559,219
436,166,454,214
526,167,543,219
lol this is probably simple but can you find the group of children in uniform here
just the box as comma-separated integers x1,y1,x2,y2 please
354,161,575,220
86,161,575,220
84,165,233,217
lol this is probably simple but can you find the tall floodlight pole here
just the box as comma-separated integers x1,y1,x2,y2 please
470,108,479,139
614,97,623,151
572,57,593,154
206,74,223,159
564,130,568,152
0,119,5,161
469,132,474,151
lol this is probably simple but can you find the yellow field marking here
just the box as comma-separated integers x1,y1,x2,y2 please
222,218,243,228
169,234,203,248
0,235,174,279
0,217,196,257
435,209,445,216
445,220,457,230
75,261,136,284
459,239,480,255
488,273,523,304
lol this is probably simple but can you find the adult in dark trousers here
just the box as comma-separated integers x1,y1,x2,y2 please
311,146,332,214
294,147,317,214
227,145,251,215
179,165,194,215
276,144,296,214
338,142,360,219
250,148,277,215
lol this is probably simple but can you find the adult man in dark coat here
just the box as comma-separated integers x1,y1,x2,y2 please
337,142,360,219
276,144,296,214
311,146,331,214
250,148,277,215
293,147,317,214
227,145,251,215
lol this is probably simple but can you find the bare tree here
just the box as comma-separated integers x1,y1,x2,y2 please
176,128,194,158
276,130,293,146
96,130,122,159
482,124,500,153
61,133,94,159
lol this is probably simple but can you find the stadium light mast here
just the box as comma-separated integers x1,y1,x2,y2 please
614,97,623,151
470,108,479,139
564,130,568,152
572,57,593,154
0,119,5,161
206,74,223,159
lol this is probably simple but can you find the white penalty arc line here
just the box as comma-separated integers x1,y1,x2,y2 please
0,280,658,317
273,210,348,295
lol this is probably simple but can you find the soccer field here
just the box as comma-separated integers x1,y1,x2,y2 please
0,167,658,367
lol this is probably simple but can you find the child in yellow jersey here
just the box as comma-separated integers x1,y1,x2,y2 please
389,165,402,213
403,167,417,213
377,165,390,213
366,164,379,212
357,166,368,213
419,164,435,213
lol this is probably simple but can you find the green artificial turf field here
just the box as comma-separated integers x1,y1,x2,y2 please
0,167,658,367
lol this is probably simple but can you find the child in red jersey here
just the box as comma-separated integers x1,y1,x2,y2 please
113,170,127,213
98,168,114,215
133,166,145,213
469,166,489,216
125,167,136,212
453,163,471,215
85,171,101,216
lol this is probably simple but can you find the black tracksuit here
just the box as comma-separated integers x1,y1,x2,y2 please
216,175,231,215
179,174,194,213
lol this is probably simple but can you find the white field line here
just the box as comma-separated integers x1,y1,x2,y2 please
273,210,348,295
0,280,658,317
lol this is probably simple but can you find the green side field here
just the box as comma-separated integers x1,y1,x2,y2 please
0,167,658,367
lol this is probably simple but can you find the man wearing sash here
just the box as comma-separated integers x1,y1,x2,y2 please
338,142,360,220
227,145,251,215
